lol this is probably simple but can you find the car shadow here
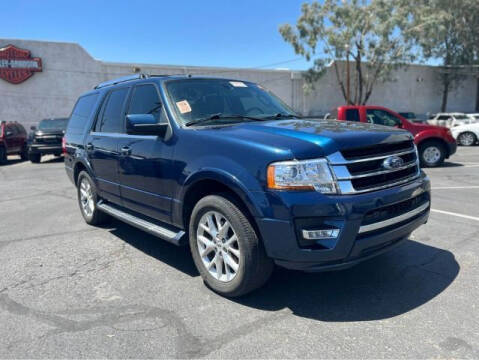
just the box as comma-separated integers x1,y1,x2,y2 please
103,220,459,322
234,240,459,322
105,219,199,277
439,161,464,167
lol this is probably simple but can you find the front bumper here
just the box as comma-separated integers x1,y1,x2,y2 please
28,143,62,155
254,172,430,271
446,141,457,158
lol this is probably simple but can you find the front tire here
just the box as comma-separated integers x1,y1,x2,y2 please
29,153,41,163
419,140,446,167
20,145,28,161
457,132,477,146
189,195,273,297
0,147,6,165
77,171,109,225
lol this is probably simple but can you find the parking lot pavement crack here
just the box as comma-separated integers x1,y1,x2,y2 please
0,295,203,359
0,228,101,252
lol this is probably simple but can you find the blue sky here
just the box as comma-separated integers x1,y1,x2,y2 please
2,0,313,70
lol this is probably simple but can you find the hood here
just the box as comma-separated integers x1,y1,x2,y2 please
200,119,413,159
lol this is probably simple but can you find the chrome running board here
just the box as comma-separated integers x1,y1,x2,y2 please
359,201,430,234
97,201,185,245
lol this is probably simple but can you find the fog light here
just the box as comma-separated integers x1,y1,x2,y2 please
302,228,340,240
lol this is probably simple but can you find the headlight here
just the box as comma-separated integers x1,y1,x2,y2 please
267,158,337,193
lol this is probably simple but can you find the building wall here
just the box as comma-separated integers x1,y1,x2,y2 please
1,38,477,130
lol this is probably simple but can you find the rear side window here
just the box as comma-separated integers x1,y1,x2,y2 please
96,88,129,133
345,109,360,122
128,84,166,123
68,94,99,133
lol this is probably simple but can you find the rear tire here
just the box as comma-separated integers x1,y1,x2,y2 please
419,140,446,167
189,194,273,297
76,170,110,225
0,147,7,165
457,132,477,146
29,153,41,163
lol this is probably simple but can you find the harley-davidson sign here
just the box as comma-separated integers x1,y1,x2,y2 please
0,44,42,84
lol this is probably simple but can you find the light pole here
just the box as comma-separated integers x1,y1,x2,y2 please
345,44,351,105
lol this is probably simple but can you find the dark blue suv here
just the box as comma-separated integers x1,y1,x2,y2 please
64,74,431,297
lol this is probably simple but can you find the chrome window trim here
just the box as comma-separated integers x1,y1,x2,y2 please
358,201,430,233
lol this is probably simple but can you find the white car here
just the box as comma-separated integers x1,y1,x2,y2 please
429,113,478,128
450,123,479,146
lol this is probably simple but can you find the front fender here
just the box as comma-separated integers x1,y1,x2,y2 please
414,130,449,145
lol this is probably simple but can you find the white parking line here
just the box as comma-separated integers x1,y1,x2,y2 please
432,186,479,190
431,209,479,222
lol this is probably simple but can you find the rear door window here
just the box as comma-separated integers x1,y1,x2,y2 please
345,109,360,122
97,88,129,133
68,94,99,133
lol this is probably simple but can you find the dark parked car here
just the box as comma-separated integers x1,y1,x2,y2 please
28,118,69,163
64,74,430,297
0,121,28,164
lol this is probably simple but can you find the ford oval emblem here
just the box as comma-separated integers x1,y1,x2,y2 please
383,155,404,170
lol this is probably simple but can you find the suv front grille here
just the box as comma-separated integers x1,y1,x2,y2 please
328,139,420,194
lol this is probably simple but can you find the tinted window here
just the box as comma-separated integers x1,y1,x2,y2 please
366,109,402,127
6,124,17,136
39,119,69,131
98,88,129,133
128,85,166,123
345,109,360,122
68,94,99,132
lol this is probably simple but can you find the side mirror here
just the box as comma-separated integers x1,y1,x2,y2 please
30,125,36,131
126,114,168,137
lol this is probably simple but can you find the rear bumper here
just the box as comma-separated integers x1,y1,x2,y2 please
29,143,62,154
254,172,430,271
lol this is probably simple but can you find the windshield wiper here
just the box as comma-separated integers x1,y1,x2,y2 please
263,113,300,120
184,113,265,127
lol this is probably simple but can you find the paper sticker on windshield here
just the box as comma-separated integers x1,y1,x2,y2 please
176,100,192,114
229,81,247,87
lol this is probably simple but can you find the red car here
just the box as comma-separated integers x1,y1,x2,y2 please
334,105,457,167
0,121,28,164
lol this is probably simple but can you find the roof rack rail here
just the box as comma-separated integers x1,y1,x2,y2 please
94,74,149,89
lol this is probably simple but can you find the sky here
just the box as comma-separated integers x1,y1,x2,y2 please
1,0,314,70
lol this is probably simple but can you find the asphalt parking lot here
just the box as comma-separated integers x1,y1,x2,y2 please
0,147,478,359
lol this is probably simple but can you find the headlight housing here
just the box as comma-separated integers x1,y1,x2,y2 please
267,158,338,193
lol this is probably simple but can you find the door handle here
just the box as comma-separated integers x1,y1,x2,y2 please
120,146,132,156
86,143,94,151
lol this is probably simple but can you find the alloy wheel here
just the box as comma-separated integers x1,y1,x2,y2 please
422,146,441,165
196,211,240,282
79,178,95,217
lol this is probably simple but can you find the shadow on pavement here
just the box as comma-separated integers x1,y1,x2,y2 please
235,240,459,322
107,219,199,277
104,219,459,322
439,161,464,168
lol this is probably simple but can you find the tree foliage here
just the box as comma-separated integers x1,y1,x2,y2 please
408,0,479,111
279,0,415,105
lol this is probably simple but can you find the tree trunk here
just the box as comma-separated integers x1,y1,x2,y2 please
475,77,479,112
441,73,450,112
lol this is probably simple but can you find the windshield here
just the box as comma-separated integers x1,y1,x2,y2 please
165,79,298,126
38,119,69,131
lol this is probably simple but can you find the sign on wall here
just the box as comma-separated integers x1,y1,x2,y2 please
0,44,42,84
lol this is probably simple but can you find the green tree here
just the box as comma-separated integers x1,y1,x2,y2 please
409,0,479,111
279,0,415,105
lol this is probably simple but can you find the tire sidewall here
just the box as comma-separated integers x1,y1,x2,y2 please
420,141,445,167
189,196,252,295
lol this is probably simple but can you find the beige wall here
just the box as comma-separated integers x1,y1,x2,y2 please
0,38,477,130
